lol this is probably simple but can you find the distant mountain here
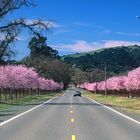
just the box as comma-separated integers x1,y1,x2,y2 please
63,45,140,75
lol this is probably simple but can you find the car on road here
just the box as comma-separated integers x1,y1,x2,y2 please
74,90,81,97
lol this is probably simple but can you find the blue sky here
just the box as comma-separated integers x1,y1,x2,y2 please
8,0,140,59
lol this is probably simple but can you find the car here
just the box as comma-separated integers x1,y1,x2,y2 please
74,90,81,97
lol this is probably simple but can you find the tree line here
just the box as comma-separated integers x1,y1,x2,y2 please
80,66,140,98
0,65,63,101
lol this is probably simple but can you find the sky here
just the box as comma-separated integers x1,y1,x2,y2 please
7,0,140,59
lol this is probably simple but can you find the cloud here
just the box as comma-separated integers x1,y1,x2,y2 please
102,30,140,37
73,21,140,37
52,28,71,35
115,31,140,37
54,40,100,53
73,22,106,29
73,22,93,27
103,40,140,48
53,40,140,53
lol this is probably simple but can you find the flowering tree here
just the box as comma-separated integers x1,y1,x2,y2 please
125,67,140,91
0,65,63,100
80,66,140,97
106,76,126,91
0,65,39,89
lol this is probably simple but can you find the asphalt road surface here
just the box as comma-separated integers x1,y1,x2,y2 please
0,89,140,140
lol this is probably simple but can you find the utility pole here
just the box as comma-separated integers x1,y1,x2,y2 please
104,61,107,97
95,82,97,94
90,71,93,83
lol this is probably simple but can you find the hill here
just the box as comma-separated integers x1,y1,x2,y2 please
63,45,140,75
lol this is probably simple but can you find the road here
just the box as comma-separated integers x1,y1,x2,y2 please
0,88,140,140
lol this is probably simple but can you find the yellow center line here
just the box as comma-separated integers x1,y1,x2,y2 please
72,135,76,140
71,118,74,123
70,110,74,114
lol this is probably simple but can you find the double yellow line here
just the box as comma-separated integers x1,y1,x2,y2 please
72,135,76,140
71,97,76,140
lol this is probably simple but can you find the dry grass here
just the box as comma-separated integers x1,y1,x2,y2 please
0,93,59,110
83,90,140,115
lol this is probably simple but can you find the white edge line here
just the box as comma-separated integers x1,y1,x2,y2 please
62,89,69,96
0,95,60,127
84,96,140,125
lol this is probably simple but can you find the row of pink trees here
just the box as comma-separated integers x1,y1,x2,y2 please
0,65,63,101
79,66,140,97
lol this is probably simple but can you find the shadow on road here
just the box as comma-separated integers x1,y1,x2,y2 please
0,102,44,106
43,102,139,111
43,102,102,106
0,110,17,112
0,113,14,117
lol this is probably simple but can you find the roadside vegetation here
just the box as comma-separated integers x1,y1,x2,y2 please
80,66,140,98
0,92,60,110
83,90,140,115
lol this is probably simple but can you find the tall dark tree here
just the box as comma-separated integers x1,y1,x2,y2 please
28,35,59,59
23,56,71,89
71,68,89,86
44,59,71,89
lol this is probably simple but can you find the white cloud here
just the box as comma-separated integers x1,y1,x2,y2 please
101,30,140,37
73,22,106,30
54,40,99,53
73,22,140,37
115,31,140,37
73,22,90,27
53,40,140,53
52,28,70,35
103,40,140,48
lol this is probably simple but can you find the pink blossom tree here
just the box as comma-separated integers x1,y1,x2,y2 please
0,65,63,100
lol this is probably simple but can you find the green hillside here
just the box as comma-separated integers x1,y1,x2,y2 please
62,48,105,59
63,45,140,75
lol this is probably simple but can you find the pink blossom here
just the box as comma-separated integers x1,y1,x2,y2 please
0,65,62,91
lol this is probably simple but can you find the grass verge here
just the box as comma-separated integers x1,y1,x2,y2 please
83,90,140,115
0,93,60,110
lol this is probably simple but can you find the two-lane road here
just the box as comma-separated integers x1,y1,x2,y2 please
0,89,140,140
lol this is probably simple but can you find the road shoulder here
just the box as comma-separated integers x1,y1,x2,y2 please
83,91,140,122
0,93,60,124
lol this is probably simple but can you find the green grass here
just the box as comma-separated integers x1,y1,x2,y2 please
0,93,60,110
0,103,11,110
83,90,140,115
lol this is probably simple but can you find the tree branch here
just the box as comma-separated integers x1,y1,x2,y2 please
0,19,50,36
0,0,34,18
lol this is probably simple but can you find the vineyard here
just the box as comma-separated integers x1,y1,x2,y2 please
80,66,140,97
0,65,63,101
